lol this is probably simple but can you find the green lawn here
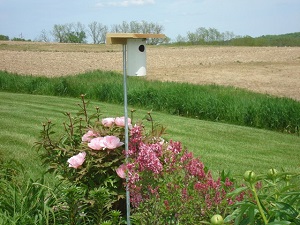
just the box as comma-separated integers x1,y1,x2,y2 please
0,91,299,179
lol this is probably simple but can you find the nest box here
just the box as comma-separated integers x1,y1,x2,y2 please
106,33,165,76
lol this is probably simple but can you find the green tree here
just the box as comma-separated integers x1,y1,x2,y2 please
185,27,236,45
0,34,9,41
52,22,86,43
175,34,187,43
52,24,69,42
187,31,199,44
67,31,86,43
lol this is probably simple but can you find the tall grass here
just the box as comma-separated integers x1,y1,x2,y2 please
0,70,299,134
0,160,57,225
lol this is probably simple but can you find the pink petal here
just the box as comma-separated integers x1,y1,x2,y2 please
67,152,86,169
115,117,131,127
88,137,104,150
102,118,115,127
82,130,97,142
102,136,124,149
116,164,127,178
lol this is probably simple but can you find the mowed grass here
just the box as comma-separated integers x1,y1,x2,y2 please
0,91,299,180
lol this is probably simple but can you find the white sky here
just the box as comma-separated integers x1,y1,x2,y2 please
0,0,299,42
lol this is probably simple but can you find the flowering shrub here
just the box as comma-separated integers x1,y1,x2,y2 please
124,124,243,224
37,95,243,224
36,95,299,224
37,95,129,224
37,95,242,224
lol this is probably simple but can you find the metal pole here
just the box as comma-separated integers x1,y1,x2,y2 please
123,44,131,225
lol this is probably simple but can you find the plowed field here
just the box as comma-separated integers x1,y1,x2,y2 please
1,41,300,101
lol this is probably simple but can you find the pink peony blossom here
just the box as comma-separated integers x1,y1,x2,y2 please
116,164,127,179
101,136,124,149
102,117,115,127
82,130,97,142
67,152,86,169
115,116,131,127
88,137,104,150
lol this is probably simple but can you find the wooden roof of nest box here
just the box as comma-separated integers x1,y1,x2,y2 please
106,33,166,45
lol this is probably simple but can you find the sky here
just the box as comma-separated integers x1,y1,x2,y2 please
0,0,299,42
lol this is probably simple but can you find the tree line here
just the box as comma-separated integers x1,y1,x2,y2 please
1,21,299,46
228,33,300,47
0,21,166,44
176,27,236,44
38,21,166,45
175,28,300,47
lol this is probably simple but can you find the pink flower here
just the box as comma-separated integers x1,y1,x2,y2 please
82,130,97,142
102,117,115,127
116,164,127,179
137,143,163,174
115,116,132,127
67,152,86,169
167,140,182,154
88,137,104,150
186,158,205,179
101,136,124,149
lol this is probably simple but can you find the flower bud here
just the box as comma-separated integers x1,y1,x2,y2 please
267,168,278,179
284,174,292,181
243,170,256,183
210,214,224,225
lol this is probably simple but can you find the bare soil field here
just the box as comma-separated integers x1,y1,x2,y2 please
1,41,300,101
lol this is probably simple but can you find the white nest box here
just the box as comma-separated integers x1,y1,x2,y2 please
127,38,146,76
106,33,165,76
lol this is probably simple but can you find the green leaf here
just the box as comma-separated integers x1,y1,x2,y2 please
232,202,256,225
227,186,249,198
267,221,292,225
280,185,299,193
224,208,240,223
247,205,255,225
274,202,299,218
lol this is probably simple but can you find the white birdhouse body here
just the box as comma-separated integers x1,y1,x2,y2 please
127,39,146,76
106,33,165,76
